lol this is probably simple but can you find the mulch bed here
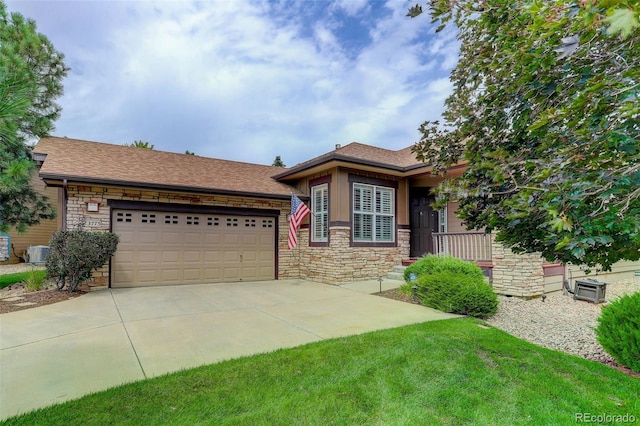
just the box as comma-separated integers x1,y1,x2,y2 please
0,284,85,314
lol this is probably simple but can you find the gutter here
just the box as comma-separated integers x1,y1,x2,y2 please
40,174,308,202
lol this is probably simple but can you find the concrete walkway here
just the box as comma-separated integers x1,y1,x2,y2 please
0,279,458,420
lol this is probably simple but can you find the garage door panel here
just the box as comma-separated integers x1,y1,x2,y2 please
242,251,257,262
112,210,275,287
138,231,159,244
138,269,160,283
162,251,180,263
117,231,135,244
203,268,222,280
204,234,222,244
161,268,180,282
242,268,258,281
223,250,240,263
138,251,158,263
242,234,257,245
183,269,202,281
183,250,202,262
162,232,182,244
222,267,240,280
183,232,203,244
205,251,222,262
223,233,241,244
259,251,273,261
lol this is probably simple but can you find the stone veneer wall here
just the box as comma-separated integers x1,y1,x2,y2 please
283,227,410,284
491,235,545,297
65,185,296,286
66,185,411,286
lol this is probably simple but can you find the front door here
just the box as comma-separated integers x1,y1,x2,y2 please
410,188,439,258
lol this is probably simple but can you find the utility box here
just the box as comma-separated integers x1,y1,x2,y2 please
574,278,607,304
26,245,50,265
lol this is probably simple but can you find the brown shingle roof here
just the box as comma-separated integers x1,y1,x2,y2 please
34,137,300,199
273,142,425,180
335,143,420,168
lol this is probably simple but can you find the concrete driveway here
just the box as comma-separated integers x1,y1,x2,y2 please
0,279,457,420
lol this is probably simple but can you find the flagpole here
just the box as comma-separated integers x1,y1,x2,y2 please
298,232,301,279
288,190,311,280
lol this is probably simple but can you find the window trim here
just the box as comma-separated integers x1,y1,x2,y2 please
310,183,329,244
308,175,331,247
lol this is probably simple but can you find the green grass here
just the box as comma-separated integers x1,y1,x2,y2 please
0,270,47,289
4,318,640,425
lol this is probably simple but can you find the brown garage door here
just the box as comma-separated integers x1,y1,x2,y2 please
111,210,276,287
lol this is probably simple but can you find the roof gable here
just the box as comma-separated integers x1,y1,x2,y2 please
273,142,427,180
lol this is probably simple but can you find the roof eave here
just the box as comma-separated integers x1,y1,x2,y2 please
273,153,416,181
40,173,305,201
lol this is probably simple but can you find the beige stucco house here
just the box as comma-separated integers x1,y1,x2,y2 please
31,137,638,296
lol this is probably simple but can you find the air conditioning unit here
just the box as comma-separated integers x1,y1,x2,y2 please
27,245,50,265
574,278,606,304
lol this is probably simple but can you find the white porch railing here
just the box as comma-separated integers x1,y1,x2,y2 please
432,232,492,262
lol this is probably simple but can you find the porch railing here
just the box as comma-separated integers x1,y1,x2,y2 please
432,232,492,262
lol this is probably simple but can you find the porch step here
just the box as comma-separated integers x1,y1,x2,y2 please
387,265,407,282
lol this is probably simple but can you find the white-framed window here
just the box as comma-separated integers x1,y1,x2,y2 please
438,205,447,233
353,183,395,242
311,184,328,242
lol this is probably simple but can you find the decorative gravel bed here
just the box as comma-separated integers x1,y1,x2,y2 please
0,263,46,275
486,278,640,364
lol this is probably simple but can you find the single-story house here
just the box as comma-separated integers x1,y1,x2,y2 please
32,137,639,296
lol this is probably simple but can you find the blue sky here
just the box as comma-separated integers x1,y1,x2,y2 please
7,0,459,166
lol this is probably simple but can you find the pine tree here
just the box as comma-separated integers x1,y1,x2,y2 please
0,1,68,232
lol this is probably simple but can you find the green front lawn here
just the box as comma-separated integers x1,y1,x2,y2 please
5,318,639,425
0,270,47,289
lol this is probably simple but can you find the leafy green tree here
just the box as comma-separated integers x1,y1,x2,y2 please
125,140,155,149
185,150,195,155
411,1,640,270
0,1,67,232
272,155,286,167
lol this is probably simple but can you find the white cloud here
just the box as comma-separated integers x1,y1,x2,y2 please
331,0,370,17
6,0,458,164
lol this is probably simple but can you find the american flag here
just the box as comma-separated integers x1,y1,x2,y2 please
288,193,311,249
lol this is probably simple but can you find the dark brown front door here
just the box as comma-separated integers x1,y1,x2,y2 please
410,188,439,258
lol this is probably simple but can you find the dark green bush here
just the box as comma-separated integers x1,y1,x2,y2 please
46,230,119,292
596,292,640,373
403,254,484,283
414,271,498,319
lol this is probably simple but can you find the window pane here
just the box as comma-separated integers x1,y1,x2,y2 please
376,216,394,242
354,213,373,241
376,188,393,214
354,184,373,212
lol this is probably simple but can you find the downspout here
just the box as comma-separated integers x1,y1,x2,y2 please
62,179,68,231
563,268,575,295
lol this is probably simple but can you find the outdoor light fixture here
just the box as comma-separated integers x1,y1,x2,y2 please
86,200,100,212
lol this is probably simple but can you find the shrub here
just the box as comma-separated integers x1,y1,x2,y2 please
24,269,47,292
46,230,119,292
403,254,484,283
595,292,640,373
414,271,498,319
